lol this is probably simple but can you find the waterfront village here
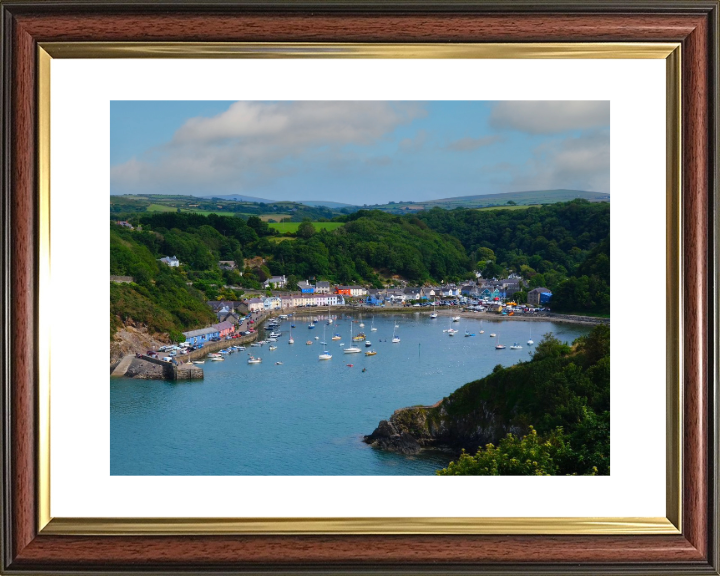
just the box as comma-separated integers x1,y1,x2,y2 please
110,254,562,382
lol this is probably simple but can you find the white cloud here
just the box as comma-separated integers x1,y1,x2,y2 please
489,101,609,135
446,135,502,151
111,101,426,194
509,129,610,192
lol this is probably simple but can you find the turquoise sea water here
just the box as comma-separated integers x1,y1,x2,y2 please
110,314,591,475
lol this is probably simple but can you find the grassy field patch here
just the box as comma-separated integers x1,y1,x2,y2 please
269,222,345,233
146,203,178,212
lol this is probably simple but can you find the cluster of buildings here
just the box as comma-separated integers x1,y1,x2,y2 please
236,277,552,314
182,320,237,346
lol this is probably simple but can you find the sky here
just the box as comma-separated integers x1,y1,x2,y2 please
110,101,610,204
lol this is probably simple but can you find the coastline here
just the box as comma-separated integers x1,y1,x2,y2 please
289,305,608,326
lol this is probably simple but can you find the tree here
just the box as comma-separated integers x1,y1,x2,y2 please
506,200,517,206
297,219,316,239
475,247,496,262
437,427,577,476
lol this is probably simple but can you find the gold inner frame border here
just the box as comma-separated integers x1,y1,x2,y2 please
36,41,682,536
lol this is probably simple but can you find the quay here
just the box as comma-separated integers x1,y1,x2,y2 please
111,311,273,381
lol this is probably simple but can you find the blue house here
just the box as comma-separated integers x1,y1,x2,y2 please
366,291,385,306
298,279,315,294
182,326,220,345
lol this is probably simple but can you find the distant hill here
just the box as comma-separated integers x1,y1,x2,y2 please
202,194,275,203
298,200,357,208
366,189,610,213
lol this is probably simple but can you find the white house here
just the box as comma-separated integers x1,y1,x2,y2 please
246,297,265,312
263,296,282,311
263,275,287,289
159,255,180,267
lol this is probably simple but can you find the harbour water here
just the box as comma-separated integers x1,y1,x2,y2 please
110,314,591,475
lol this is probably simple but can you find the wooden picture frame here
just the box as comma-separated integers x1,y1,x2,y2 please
1,1,718,573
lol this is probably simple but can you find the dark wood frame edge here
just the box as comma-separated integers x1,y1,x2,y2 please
0,2,718,574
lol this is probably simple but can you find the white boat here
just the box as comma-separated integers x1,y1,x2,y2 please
314,336,319,340
344,322,362,353
365,340,372,347
288,327,294,344
495,335,506,350
392,324,400,343
430,299,438,319
359,314,365,328
308,323,315,329
510,343,523,350
269,345,277,351
327,302,333,324
452,316,461,322
489,333,497,338
319,326,332,360
527,326,534,346
370,316,378,331
267,337,277,342
211,356,225,361
479,320,484,335
448,331,455,337
332,334,342,341
193,360,205,364
247,357,262,364
236,346,246,351
527,339,534,346
251,342,262,347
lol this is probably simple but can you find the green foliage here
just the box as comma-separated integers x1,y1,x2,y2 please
269,210,470,283
296,219,317,239
110,223,217,339
415,200,609,298
435,325,610,475
438,427,569,476
551,236,610,314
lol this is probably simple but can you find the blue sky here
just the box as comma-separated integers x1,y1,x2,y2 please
110,101,610,203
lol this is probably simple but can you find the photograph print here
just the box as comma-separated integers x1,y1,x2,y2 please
110,100,610,476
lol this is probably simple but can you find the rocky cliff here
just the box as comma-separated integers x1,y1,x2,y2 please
365,326,611,458
110,323,169,371
363,393,524,456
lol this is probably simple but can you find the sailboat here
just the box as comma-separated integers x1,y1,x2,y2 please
495,334,506,350
392,324,401,343
319,325,332,360
344,322,362,353
359,314,365,328
430,299,438,319
288,326,294,345
527,325,534,346
479,320,485,334
370,316,378,331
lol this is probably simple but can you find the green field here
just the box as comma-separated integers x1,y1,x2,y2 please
146,203,178,212
269,222,345,233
